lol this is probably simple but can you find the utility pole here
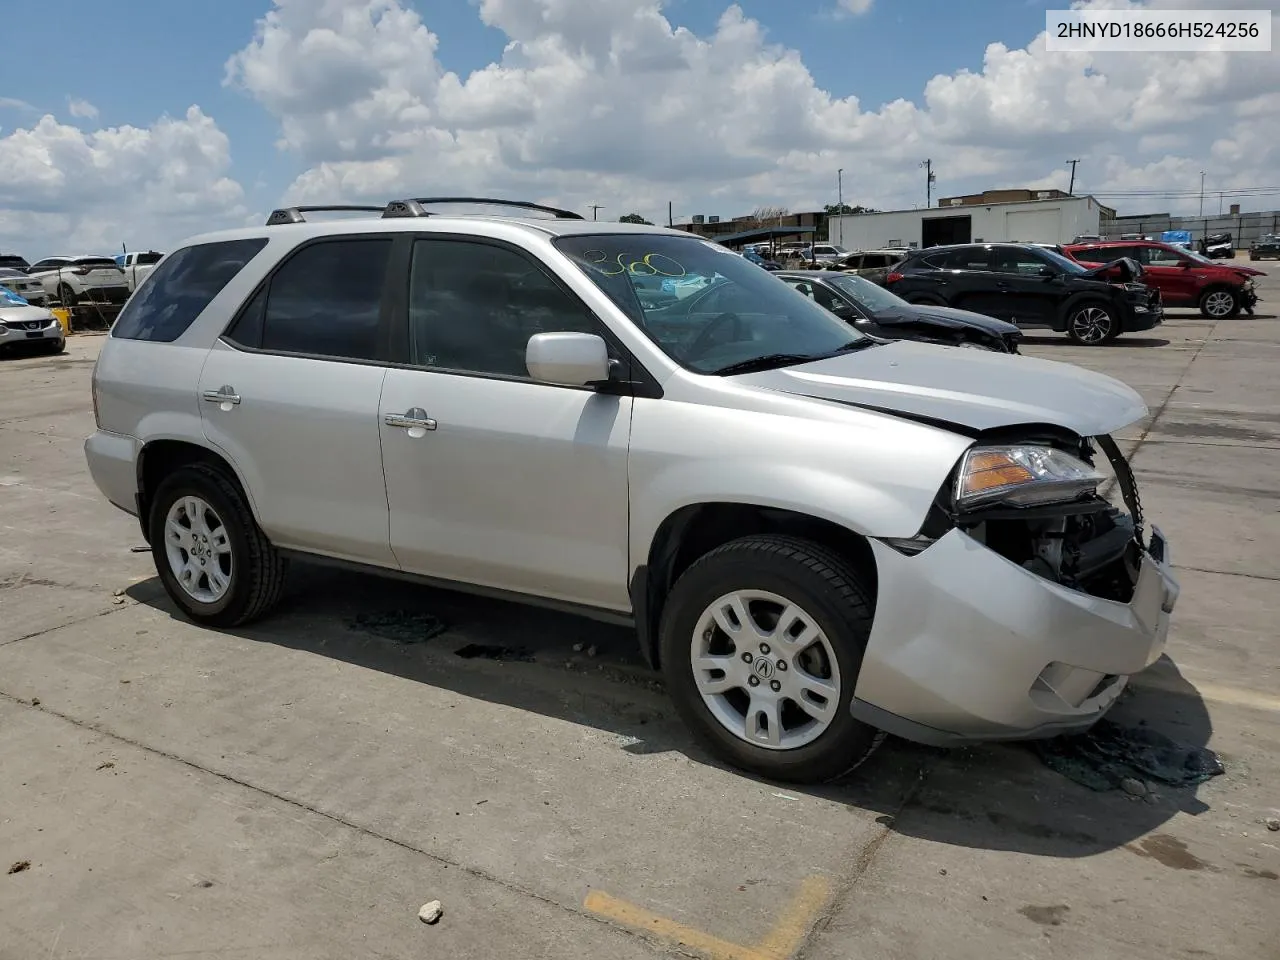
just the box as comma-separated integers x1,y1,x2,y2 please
1199,172,1205,217
589,204,604,221
921,159,936,207
837,168,843,211
668,201,673,228
1066,159,1080,195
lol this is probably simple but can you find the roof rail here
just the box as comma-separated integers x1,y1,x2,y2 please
266,205,386,226
381,197,585,221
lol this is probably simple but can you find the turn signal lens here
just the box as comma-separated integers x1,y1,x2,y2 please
955,445,1103,509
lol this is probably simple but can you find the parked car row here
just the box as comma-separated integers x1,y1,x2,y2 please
84,198,1180,784
0,250,167,307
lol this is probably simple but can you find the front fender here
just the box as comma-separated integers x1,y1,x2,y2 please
628,400,972,577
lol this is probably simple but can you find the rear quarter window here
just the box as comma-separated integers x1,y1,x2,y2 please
111,238,269,342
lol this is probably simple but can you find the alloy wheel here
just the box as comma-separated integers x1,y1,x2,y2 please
690,590,841,750
163,495,233,603
1203,290,1236,318
1070,306,1112,343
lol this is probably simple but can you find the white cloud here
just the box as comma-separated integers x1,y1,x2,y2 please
0,107,247,256
224,0,1280,223
4,0,1279,255
67,97,99,120
0,97,36,112
837,0,875,15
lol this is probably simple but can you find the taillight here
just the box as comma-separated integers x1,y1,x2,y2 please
886,271,904,284
91,361,103,429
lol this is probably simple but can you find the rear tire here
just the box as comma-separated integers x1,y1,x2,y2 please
1065,301,1117,345
56,283,78,306
659,535,884,784
1199,287,1240,319
148,463,287,628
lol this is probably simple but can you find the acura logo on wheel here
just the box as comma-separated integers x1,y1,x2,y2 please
754,658,774,680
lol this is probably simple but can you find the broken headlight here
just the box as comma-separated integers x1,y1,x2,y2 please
955,444,1103,510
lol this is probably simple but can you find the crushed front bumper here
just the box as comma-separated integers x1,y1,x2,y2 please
853,525,1179,745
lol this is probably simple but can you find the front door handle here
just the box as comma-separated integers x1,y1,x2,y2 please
202,386,241,405
384,407,437,431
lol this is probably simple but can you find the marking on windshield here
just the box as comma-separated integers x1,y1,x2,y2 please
583,250,687,278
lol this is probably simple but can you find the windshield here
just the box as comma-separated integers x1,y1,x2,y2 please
1038,248,1088,274
826,273,907,314
555,234,870,374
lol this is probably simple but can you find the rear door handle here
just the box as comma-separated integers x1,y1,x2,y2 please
202,386,241,405
384,407,437,431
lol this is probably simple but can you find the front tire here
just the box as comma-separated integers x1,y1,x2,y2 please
148,464,287,628
659,535,884,783
1066,301,1117,345
1199,287,1240,319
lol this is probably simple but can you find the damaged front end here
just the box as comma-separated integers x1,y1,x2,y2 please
953,434,1150,605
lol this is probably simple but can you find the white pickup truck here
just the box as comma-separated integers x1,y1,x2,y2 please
115,250,165,292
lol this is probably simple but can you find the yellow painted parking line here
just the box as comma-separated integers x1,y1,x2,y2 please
584,874,832,960
1131,674,1280,713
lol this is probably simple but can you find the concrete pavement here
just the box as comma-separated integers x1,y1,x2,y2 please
1,271,1277,959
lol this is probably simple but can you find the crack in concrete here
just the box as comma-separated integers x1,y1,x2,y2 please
0,689,665,955
792,753,941,960
0,601,138,648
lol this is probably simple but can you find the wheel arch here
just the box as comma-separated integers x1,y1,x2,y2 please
136,439,258,544
631,502,879,670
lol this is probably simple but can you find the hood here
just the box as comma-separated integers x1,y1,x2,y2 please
736,340,1147,436
0,303,55,324
872,303,1019,336
1080,257,1142,283
1233,265,1266,278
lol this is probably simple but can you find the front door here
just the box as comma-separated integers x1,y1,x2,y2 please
990,247,1061,326
379,236,633,611
1136,243,1197,306
200,236,397,566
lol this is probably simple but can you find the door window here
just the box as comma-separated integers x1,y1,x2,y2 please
993,248,1051,276
1138,245,1185,266
408,238,600,378
937,248,993,271
242,238,392,360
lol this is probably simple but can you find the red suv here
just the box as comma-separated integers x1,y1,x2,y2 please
1063,240,1263,319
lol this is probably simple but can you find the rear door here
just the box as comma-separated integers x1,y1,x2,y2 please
933,247,1005,317
199,236,398,566
378,235,633,611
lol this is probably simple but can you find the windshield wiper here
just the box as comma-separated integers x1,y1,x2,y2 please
711,341,876,376
711,353,823,376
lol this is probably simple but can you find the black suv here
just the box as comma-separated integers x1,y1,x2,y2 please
885,243,1162,345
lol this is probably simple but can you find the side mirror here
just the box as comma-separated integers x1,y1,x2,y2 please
526,332,611,387
1038,265,1058,279
830,301,857,319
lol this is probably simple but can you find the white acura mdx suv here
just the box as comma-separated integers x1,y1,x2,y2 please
85,198,1180,783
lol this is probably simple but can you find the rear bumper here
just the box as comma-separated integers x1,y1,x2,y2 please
853,525,1179,746
84,429,140,516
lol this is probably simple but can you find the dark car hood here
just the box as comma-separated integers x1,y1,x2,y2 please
872,303,1019,335
1079,257,1143,282
736,340,1146,435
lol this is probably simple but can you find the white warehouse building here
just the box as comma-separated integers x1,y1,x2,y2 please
829,194,1114,251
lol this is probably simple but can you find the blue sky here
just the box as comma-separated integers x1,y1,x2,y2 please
2,0,1057,217
1,0,1276,253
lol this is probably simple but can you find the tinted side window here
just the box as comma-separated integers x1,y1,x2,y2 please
993,248,1050,276
408,238,599,377
260,239,392,361
1070,246,1116,263
939,248,993,271
112,238,268,342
